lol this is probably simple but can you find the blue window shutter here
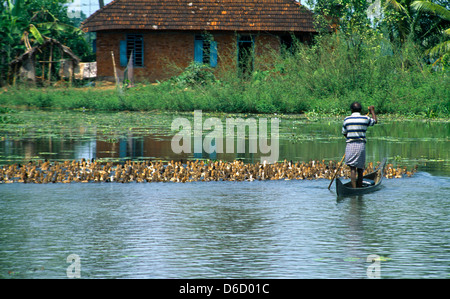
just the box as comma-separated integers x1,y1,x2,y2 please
194,39,203,64
210,41,217,67
119,40,127,67
119,139,127,158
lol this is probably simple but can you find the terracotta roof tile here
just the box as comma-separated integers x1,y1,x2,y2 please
82,0,315,33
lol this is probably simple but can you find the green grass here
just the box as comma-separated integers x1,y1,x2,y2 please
1,34,449,117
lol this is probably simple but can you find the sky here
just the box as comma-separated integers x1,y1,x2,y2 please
68,0,114,18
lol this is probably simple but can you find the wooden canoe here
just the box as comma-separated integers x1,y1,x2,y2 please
336,159,387,197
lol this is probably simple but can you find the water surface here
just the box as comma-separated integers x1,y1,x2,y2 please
0,110,448,279
1,174,448,279
1,110,448,174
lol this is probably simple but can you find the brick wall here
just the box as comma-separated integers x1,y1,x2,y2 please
95,31,284,82
96,31,124,81
96,31,194,82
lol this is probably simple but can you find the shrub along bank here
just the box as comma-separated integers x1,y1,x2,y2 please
1,35,449,118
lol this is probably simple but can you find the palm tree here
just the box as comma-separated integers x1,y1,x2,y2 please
411,1,450,65
382,0,419,43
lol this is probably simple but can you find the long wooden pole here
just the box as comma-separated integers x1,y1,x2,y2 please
111,51,119,87
328,154,345,190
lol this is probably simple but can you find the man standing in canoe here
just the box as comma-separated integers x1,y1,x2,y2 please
342,102,377,188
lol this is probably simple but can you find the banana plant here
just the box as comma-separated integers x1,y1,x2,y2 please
0,0,90,84
0,0,26,81
1,0,25,50
29,23,44,44
31,7,84,38
411,0,450,65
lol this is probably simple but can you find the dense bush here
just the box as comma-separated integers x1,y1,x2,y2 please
0,33,448,117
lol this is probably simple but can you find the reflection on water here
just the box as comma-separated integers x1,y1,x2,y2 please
0,111,449,279
1,111,448,175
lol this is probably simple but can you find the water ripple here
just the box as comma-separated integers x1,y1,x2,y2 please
0,174,449,278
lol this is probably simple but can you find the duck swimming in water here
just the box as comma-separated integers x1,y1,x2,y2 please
0,159,417,184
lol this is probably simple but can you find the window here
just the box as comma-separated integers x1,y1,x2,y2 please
120,34,144,67
194,35,217,67
280,34,299,56
237,35,254,77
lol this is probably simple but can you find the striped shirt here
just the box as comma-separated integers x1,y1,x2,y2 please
342,112,376,143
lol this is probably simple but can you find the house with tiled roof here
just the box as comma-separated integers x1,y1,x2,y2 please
82,0,316,82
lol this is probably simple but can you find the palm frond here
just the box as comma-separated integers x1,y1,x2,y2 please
411,1,450,21
384,0,409,15
425,40,450,57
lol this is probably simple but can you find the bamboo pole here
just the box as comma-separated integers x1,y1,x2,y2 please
111,51,119,87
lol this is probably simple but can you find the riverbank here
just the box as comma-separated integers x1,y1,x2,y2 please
1,105,449,129
2,33,449,118
0,77,449,119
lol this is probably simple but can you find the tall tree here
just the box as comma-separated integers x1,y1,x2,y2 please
411,1,450,65
380,0,420,44
306,0,373,36
305,0,375,62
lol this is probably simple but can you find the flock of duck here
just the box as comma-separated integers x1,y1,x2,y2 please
0,158,417,184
